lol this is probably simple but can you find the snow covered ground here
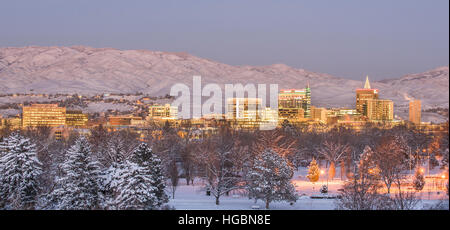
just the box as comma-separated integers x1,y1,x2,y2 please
168,167,449,210
83,102,133,113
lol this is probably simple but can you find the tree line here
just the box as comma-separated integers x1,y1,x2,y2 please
0,121,448,209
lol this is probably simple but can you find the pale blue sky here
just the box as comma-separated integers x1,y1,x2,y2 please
0,0,448,80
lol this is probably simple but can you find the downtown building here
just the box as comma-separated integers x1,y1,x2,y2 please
278,86,311,122
225,98,278,129
22,104,66,127
226,98,262,121
365,99,394,121
409,100,421,125
66,110,89,127
355,76,393,121
148,104,178,120
356,76,379,116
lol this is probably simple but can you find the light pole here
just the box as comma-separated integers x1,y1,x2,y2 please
320,169,325,186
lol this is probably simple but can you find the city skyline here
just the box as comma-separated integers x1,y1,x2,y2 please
0,0,448,214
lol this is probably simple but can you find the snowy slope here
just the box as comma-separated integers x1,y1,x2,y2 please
0,46,448,120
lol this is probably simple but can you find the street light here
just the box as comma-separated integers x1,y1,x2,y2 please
419,168,425,174
320,170,325,184
320,169,328,187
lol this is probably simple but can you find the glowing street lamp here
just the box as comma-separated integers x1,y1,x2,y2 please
320,169,328,187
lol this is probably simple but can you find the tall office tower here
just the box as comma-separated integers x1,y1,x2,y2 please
22,104,66,127
66,110,88,127
305,84,311,118
278,86,311,120
365,99,394,121
409,100,421,125
226,98,262,120
148,104,178,120
356,76,379,116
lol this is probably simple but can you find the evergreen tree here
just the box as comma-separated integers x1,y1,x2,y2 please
130,143,168,206
412,169,425,192
113,160,158,209
104,135,127,166
0,132,42,209
246,149,297,209
102,161,126,209
48,136,102,210
307,158,320,183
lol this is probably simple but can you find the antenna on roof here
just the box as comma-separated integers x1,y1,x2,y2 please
364,75,371,89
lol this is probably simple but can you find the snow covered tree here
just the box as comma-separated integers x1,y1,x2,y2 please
102,161,125,209
130,143,168,207
104,135,127,166
0,132,42,209
307,158,320,183
110,160,158,210
246,149,297,209
48,136,103,210
413,169,425,192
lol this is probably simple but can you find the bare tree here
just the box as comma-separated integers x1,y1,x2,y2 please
197,130,242,205
317,141,350,180
168,159,179,199
335,158,384,210
372,136,408,194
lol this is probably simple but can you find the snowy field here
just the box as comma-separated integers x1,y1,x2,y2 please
168,167,449,210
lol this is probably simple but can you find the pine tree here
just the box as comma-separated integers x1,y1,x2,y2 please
105,135,127,165
102,161,126,209
307,158,320,183
130,143,168,206
113,160,158,210
246,149,297,209
413,169,425,192
49,136,103,210
0,132,42,209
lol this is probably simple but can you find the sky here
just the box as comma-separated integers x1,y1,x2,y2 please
0,0,448,80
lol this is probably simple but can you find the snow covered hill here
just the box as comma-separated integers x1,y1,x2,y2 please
0,46,448,121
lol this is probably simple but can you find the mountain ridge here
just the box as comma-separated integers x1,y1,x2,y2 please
0,46,448,121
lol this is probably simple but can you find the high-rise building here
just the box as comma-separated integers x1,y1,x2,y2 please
409,100,421,125
311,106,328,123
66,110,88,127
148,104,178,120
278,86,311,120
22,104,66,127
226,98,262,120
356,76,379,116
365,99,394,121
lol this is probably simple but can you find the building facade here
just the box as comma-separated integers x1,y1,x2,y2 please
409,100,421,125
22,104,66,127
148,104,178,120
66,110,88,127
226,98,262,120
278,86,311,120
365,99,394,121
311,106,328,123
356,76,379,116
